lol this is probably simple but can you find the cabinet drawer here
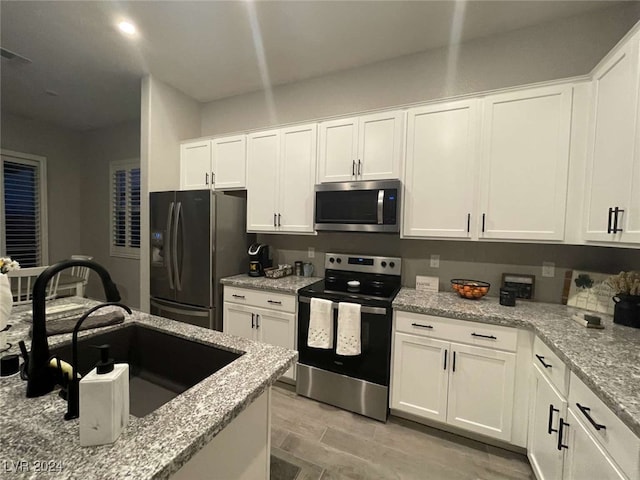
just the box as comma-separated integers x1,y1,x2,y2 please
394,311,518,352
533,336,569,396
224,286,296,313
568,371,640,479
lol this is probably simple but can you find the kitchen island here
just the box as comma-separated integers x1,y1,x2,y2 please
0,297,297,479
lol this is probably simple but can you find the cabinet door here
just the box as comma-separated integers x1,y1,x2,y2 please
563,408,627,480
585,33,640,243
317,117,358,183
180,141,211,190
403,100,479,238
479,85,572,241
247,130,279,232
255,307,296,381
358,111,404,181
278,124,317,233
223,302,257,340
447,343,516,442
528,365,567,480
391,333,449,423
212,135,246,190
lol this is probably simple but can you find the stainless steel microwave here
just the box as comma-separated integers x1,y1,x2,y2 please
314,180,401,233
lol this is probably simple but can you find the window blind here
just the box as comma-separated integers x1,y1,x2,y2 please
110,161,140,257
2,159,42,267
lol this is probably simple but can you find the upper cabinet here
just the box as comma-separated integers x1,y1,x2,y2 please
180,136,246,191
478,85,572,241
317,111,404,183
583,30,640,245
403,99,479,239
246,124,317,233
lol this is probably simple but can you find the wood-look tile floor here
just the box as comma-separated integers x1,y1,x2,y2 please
271,383,534,480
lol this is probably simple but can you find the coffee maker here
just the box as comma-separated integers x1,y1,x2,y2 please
248,243,272,277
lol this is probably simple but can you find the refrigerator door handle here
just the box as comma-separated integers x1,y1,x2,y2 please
166,202,175,290
173,202,182,291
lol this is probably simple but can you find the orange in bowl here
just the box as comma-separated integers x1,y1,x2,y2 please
450,279,491,300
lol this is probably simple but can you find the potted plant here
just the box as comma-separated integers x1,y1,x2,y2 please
606,271,640,328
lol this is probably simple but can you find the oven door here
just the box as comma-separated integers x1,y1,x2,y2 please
297,297,392,386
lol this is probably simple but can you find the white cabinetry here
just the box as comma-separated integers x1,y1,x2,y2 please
403,99,479,238
247,124,317,233
584,30,640,244
478,85,572,241
180,136,246,191
223,287,296,382
391,312,517,443
317,111,403,183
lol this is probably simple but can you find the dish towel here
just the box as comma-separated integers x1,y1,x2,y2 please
337,302,361,356
308,298,334,349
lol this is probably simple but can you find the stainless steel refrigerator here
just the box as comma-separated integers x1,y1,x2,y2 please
149,190,250,331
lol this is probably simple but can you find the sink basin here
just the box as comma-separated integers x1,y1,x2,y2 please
49,324,243,417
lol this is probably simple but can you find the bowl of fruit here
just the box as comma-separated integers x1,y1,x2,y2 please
451,279,490,300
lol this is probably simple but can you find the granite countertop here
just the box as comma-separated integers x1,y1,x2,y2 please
0,297,297,479
393,288,640,438
220,273,322,294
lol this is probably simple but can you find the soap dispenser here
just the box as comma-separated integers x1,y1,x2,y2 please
79,344,129,447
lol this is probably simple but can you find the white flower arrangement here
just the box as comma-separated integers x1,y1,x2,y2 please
0,257,20,274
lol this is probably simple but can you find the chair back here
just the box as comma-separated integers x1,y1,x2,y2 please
70,255,93,283
8,266,60,305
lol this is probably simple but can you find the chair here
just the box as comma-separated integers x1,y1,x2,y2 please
56,255,93,297
8,266,60,305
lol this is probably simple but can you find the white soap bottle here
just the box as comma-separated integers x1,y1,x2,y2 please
79,344,129,447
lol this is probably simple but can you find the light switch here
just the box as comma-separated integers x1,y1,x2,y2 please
308,247,315,259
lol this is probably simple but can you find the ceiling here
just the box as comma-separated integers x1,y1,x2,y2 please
0,1,624,131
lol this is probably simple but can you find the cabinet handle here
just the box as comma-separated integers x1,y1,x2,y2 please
536,354,552,369
482,213,486,233
613,207,624,233
467,213,471,233
452,351,456,372
256,314,260,329
607,207,613,234
358,159,362,176
205,172,209,185
352,160,356,176
251,313,255,329
471,332,497,340
273,213,277,227
232,294,245,299
268,300,282,305
411,322,433,329
212,172,215,185
278,213,281,227
443,349,448,370
548,404,559,434
557,418,569,450
576,403,606,431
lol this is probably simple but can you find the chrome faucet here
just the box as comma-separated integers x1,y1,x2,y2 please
26,259,121,398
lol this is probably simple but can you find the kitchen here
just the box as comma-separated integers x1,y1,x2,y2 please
2,1,640,479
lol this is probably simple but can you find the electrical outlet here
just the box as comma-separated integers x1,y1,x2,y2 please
430,255,440,268
308,247,315,259
542,262,555,278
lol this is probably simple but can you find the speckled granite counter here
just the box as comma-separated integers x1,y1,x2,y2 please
393,288,640,438
220,273,322,294
0,297,296,479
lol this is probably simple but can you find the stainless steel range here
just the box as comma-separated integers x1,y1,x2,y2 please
296,253,401,422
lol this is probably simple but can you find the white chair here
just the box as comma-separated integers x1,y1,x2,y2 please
8,266,60,305
56,255,93,297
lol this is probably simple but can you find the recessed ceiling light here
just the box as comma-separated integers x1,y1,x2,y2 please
117,21,137,36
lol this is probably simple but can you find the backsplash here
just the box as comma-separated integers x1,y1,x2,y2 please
257,233,640,304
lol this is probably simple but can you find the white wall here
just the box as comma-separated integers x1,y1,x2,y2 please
140,76,201,311
201,3,640,136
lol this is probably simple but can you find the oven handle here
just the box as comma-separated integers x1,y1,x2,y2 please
298,296,387,315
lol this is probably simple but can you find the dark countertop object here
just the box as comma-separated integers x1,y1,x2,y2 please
220,273,323,294
393,288,640,439
0,297,296,479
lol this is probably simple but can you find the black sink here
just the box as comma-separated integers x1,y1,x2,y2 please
49,324,242,417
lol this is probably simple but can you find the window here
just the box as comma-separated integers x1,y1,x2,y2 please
0,150,48,267
110,159,140,258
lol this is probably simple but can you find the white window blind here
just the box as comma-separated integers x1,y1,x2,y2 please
110,159,140,258
1,152,47,267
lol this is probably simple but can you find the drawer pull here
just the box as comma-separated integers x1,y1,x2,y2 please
471,332,497,340
536,354,552,369
557,418,569,450
576,403,606,431
548,404,559,434
232,294,246,299
268,300,282,305
411,323,433,329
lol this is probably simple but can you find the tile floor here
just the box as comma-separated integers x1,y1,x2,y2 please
271,383,534,480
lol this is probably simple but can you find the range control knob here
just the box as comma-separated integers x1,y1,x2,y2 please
336,258,342,264
381,261,387,268
389,262,396,268
329,257,335,263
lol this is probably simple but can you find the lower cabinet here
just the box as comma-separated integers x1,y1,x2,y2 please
391,331,516,442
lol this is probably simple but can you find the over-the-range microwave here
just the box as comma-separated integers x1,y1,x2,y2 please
314,180,401,233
